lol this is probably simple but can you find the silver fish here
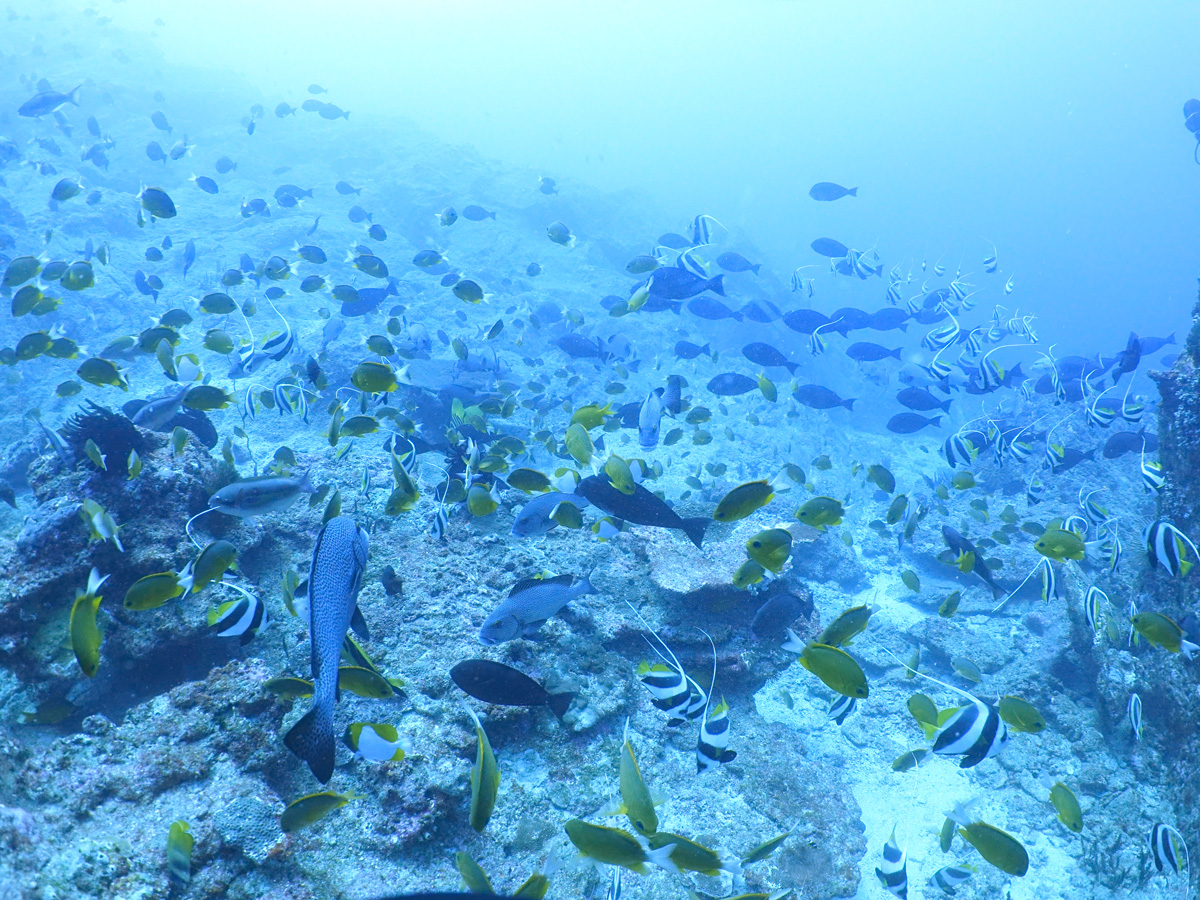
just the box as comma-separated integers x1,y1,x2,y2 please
209,472,314,518
638,388,663,450
511,491,591,538
284,516,370,782
132,386,188,432
479,574,594,644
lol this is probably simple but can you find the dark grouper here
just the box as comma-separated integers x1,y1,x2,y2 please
284,516,370,782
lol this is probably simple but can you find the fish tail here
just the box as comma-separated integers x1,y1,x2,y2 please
681,517,709,549
848,187,858,196
547,691,575,718
842,398,857,411
706,274,726,297
751,263,761,275
890,347,903,359
284,701,335,783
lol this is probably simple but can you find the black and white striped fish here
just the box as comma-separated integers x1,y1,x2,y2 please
1037,557,1058,602
933,698,1008,768
928,863,974,894
1140,456,1165,494
941,432,976,469
1128,692,1143,741
1083,585,1106,634
1149,822,1188,874
1144,519,1199,577
637,661,693,724
982,242,999,274
696,697,736,773
1026,474,1046,505
874,827,908,898
628,602,706,726
604,866,622,900
828,694,857,726
1099,523,1122,574
206,585,268,645
689,213,721,247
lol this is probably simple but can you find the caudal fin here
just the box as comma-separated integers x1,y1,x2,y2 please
751,263,761,275
842,398,857,411
848,187,858,197
546,691,575,718
706,274,726,297
681,517,709,549
284,702,335,783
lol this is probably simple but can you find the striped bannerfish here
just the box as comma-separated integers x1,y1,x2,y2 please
982,241,999,274
696,697,736,773
874,827,908,898
933,697,1008,768
1144,520,1198,577
928,863,974,894
1128,692,1143,741
636,661,692,725
689,213,721,247
941,432,975,469
604,866,622,900
1083,585,1107,634
1140,455,1165,494
1038,558,1058,602
828,695,857,726
1148,822,1187,874
206,584,268,645
1098,522,1122,574
1026,474,1045,505
695,630,735,773
627,602,706,726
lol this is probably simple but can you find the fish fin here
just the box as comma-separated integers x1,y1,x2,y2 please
681,517,709,549
349,605,370,641
546,691,575,718
646,842,680,875
283,703,334,783
522,620,549,639
781,628,805,653
848,187,858,197
707,274,726,297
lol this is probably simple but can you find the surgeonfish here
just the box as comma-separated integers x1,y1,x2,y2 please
284,517,370,783
466,706,500,832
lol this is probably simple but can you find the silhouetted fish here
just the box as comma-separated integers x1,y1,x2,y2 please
811,237,849,258
809,182,858,201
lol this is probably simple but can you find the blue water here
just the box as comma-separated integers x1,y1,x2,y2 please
1,2,1197,899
